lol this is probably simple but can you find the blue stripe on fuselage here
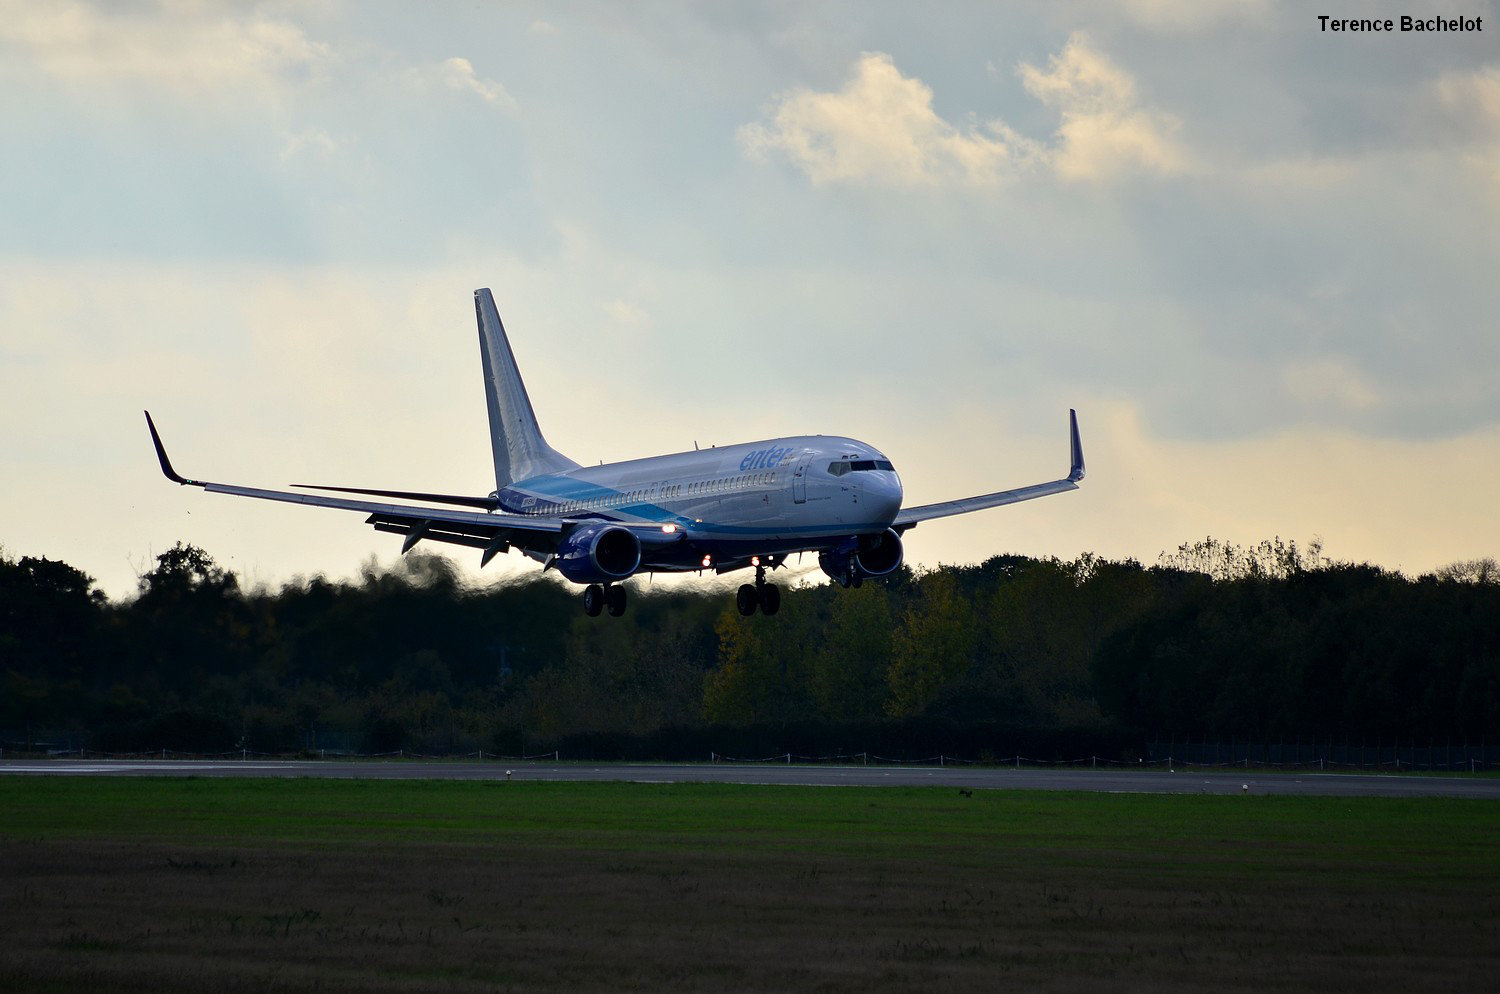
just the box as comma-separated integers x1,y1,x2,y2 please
498,475,891,541
499,476,687,528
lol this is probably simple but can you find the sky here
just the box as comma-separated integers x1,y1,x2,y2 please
1,0,1497,599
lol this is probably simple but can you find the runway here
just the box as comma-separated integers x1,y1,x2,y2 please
2,758,1497,798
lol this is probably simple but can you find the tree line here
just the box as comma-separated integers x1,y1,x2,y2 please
1,538,1496,757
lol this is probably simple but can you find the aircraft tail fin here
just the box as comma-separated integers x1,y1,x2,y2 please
474,289,580,488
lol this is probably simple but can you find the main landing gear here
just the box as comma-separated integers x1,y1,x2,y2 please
582,583,627,617
736,564,781,617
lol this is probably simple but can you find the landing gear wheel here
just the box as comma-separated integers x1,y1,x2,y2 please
736,583,759,616
850,575,864,589
759,583,781,616
583,584,605,617
606,585,627,617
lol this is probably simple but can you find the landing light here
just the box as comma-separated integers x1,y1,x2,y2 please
702,554,713,567
751,555,760,566
661,523,678,534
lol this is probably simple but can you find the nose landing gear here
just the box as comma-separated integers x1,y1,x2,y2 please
831,553,863,588
736,563,781,617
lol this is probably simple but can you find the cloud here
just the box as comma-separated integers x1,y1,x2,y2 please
1,3,515,118
1119,0,1272,31
605,298,651,333
737,52,1042,188
1417,64,1500,145
1017,34,1187,181
435,56,517,110
0,0,331,95
1281,358,1382,414
278,128,338,163
1426,65,1500,197
740,36,1183,188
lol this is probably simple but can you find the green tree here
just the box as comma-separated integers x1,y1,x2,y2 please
703,598,818,725
0,554,107,727
126,543,255,691
811,584,892,720
885,570,975,717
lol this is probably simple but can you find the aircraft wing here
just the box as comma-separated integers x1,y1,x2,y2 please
145,412,682,563
892,409,1085,530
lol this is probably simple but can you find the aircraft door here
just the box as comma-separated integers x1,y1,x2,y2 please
792,451,813,504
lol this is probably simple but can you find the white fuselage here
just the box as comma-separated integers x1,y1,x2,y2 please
496,434,903,568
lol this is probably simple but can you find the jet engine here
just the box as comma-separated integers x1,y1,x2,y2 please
818,529,904,587
554,523,642,584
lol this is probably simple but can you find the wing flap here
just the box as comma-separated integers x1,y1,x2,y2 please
294,482,498,509
200,482,565,534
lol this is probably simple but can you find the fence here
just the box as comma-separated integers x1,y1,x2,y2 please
0,745,561,762
1144,737,1498,772
711,744,1500,771
5,727,1497,772
711,752,1117,768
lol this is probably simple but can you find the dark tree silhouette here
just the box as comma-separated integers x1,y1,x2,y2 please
2,538,1496,756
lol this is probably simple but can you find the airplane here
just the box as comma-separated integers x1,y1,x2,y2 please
146,288,1085,617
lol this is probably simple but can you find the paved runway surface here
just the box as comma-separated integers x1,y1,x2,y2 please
2,759,1497,798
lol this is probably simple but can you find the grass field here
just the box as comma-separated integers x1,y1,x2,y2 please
2,777,1497,992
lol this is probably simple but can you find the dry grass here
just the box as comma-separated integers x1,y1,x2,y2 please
1,778,1496,992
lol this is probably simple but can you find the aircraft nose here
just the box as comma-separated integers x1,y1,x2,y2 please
865,472,903,523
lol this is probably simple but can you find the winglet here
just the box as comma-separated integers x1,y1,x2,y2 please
143,411,202,486
1068,409,1086,483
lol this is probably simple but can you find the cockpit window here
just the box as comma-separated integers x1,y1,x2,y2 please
829,459,895,476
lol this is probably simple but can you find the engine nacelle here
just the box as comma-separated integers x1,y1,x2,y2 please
554,524,642,584
818,529,904,587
